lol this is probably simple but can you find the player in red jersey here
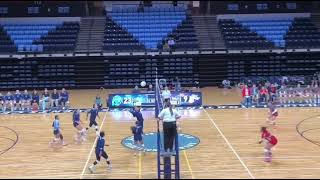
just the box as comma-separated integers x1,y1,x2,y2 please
259,127,278,163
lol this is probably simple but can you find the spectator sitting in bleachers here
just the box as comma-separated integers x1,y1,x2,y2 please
147,83,154,92
312,72,319,88
168,38,175,51
169,80,176,91
194,81,200,90
174,77,182,92
242,85,252,107
259,86,269,103
221,79,231,89
59,88,69,109
247,80,253,88
252,84,259,103
4,92,14,112
269,84,277,101
281,76,289,85
13,90,22,111
0,93,4,112
132,85,140,94
163,41,170,51
138,1,144,12
51,89,60,109
31,90,40,112
162,86,171,102
40,88,51,111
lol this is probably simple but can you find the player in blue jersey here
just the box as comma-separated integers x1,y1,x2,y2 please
129,103,144,153
88,131,112,173
50,115,66,146
22,90,32,112
131,121,144,156
4,92,14,112
95,96,103,110
86,104,101,136
14,90,22,111
73,109,87,143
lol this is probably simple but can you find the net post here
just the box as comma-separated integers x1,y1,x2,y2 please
155,67,161,179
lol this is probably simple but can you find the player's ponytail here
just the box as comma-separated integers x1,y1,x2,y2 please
261,126,267,132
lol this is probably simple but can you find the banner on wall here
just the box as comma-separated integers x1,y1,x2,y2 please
108,92,202,108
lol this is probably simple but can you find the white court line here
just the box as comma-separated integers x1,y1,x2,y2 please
203,109,255,179
7,166,320,179
80,111,108,179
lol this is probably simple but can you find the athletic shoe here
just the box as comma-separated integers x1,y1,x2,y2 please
89,165,95,173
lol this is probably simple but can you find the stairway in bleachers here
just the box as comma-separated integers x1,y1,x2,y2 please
193,15,226,50
75,17,106,53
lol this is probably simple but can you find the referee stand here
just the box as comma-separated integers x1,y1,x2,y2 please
155,75,180,179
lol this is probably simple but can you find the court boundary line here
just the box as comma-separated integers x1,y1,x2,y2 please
183,150,195,179
139,151,142,179
80,111,108,179
203,109,255,179
0,126,19,156
9,166,320,179
296,114,320,147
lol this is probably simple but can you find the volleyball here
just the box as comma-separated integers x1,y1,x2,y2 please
140,81,146,87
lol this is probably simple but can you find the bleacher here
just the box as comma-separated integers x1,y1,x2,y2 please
104,56,198,87
104,4,198,52
285,17,320,48
219,16,320,50
219,19,275,50
104,16,145,52
0,26,16,53
0,60,76,89
0,21,79,53
158,16,199,51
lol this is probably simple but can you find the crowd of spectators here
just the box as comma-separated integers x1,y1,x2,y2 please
238,74,320,107
0,88,69,113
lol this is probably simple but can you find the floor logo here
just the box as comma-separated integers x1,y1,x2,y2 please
121,132,200,152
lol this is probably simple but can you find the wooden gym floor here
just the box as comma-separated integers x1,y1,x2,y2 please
1,87,320,179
